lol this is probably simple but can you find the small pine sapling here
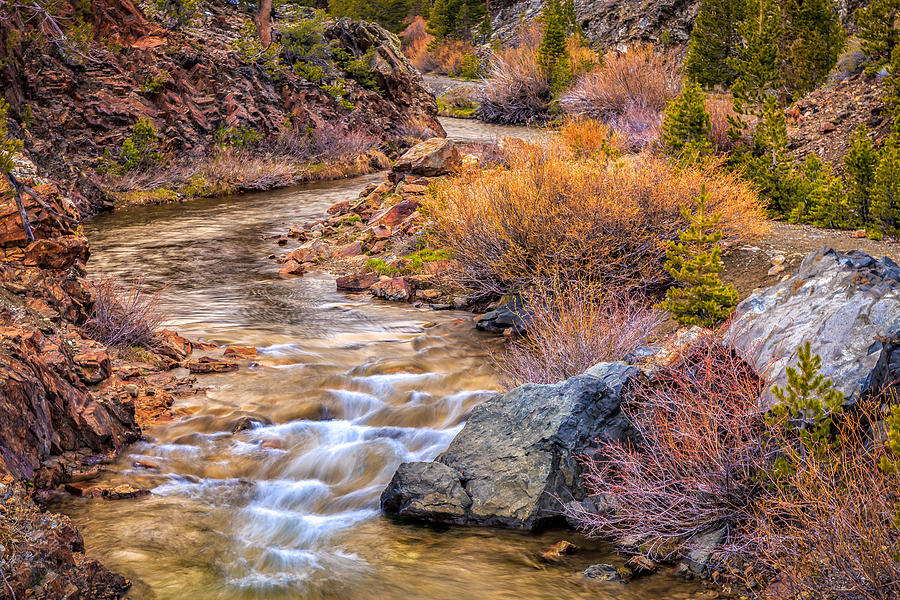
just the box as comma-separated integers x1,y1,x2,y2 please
768,341,845,472
872,134,900,236
660,185,739,327
844,124,878,226
661,81,713,161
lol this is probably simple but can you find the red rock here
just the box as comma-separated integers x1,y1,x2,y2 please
64,482,103,498
101,484,150,500
370,277,414,302
393,138,461,176
400,183,429,195
369,199,419,228
327,200,351,215
625,555,658,575
155,329,192,361
336,273,380,292
820,121,836,133
276,237,288,245
279,260,305,278
223,345,258,359
851,229,867,238
23,236,89,270
185,357,239,374
72,347,113,385
194,340,219,350
336,241,364,258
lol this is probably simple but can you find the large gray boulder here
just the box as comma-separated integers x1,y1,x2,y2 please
381,363,638,529
727,248,900,406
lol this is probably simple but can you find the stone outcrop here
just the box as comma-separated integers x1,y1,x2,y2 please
381,362,638,529
727,248,900,406
0,481,130,599
0,1,442,213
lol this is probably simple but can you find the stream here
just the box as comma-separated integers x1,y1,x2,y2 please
52,118,699,599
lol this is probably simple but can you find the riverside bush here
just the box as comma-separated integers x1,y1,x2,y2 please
569,335,768,565
424,139,767,296
494,282,663,388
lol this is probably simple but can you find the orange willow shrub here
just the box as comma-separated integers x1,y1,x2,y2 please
493,282,663,388
558,117,629,158
425,142,769,296
747,409,900,600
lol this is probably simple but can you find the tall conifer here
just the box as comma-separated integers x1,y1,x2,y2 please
684,0,745,88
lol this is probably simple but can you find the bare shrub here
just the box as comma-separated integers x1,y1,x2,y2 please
494,282,663,388
397,117,440,143
559,46,681,148
425,142,768,296
748,409,900,600
269,123,378,163
456,140,512,168
569,336,768,565
399,16,435,71
84,276,166,349
475,25,552,125
197,147,296,192
706,93,738,155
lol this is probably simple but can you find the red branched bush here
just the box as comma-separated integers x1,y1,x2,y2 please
493,282,663,388
84,276,166,349
399,16,435,71
748,409,900,600
569,336,768,565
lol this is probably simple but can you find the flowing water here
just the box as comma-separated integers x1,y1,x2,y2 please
52,121,699,600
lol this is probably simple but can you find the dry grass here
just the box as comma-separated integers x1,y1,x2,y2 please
425,140,768,296
569,336,768,566
493,282,663,388
83,276,166,349
748,409,900,600
559,45,681,149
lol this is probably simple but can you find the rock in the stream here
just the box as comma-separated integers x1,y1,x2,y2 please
392,137,461,176
727,248,900,406
582,563,628,582
476,296,531,334
380,363,638,529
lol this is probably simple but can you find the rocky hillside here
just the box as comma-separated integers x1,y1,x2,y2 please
490,0,871,49
0,0,441,213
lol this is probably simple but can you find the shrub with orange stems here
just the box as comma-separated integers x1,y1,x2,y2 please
424,140,768,296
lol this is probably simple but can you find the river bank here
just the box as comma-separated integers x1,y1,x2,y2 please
45,162,703,600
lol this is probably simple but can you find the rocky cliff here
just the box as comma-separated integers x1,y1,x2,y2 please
0,0,441,213
490,0,871,49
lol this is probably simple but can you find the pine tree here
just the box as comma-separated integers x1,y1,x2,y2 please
782,0,845,96
562,0,580,37
872,134,900,235
769,341,844,453
477,11,492,44
537,0,571,93
660,186,739,327
730,0,784,106
800,156,855,229
428,0,487,40
684,0,745,88
740,97,798,215
844,125,879,226
885,45,900,126
661,81,713,160
855,0,900,73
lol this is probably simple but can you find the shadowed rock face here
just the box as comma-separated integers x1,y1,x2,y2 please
381,363,638,530
728,248,900,406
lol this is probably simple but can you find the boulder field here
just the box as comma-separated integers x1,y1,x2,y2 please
381,247,900,572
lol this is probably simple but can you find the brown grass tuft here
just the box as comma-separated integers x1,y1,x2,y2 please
493,282,663,388
425,141,768,296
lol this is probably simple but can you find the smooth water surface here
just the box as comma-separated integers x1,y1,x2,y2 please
54,135,698,600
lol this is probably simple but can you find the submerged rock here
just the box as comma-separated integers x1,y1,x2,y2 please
727,248,900,406
381,363,638,529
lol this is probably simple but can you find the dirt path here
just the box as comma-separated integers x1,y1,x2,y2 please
724,222,900,299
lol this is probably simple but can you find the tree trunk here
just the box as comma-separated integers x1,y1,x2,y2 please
254,0,273,49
